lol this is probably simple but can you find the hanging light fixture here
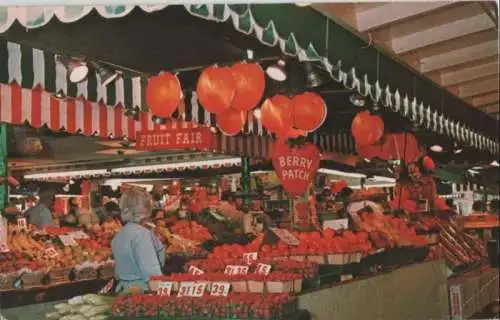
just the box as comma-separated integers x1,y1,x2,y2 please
58,55,89,83
90,61,119,87
430,144,444,153
124,106,141,121
52,90,66,100
349,93,366,107
266,59,287,82
152,115,167,125
453,144,463,154
304,61,323,88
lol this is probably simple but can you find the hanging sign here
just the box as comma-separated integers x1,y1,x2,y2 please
271,140,320,195
136,127,212,151
269,227,300,246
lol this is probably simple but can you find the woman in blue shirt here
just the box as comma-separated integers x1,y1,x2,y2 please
111,187,165,293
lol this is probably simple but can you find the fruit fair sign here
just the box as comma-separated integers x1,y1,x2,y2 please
271,140,320,195
136,127,212,151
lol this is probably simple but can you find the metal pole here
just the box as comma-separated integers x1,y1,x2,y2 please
0,124,8,211
241,157,251,211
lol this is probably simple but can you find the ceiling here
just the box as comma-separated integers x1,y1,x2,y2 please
314,1,499,119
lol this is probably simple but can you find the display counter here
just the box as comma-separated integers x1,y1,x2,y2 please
448,266,499,320
298,260,449,320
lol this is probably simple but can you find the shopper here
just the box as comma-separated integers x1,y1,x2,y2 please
60,198,80,227
111,187,165,293
25,190,55,227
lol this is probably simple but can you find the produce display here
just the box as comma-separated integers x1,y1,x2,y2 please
46,294,115,320
112,292,297,319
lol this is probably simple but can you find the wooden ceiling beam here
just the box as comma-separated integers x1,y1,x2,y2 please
468,92,500,107
440,60,499,86
455,77,500,98
477,103,499,114
419,40,498,73
391,13,494,54
355,2,455,32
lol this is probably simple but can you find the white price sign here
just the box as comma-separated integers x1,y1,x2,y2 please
323,218,349,231
210,282,231,297
255,263,272,275
243,252,258,265
188,265,204,275
177,281,207,297
156,281,174,296
17,218,27,231
270,228,300,246
45,247,59,259
0,243,9,253
59,234,78,247
224,265,249,275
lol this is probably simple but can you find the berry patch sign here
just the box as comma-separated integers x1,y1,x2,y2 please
272,140,320,195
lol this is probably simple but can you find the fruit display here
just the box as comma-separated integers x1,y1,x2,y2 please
45,294,115,320
356,210,428,248
170,220,212,242
112,292,297,319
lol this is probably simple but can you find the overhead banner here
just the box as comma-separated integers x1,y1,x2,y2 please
136,127,213,151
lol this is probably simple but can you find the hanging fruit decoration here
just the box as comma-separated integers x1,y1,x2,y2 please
145,72,182,118
351,111,385,147
422,155,436,171
382,133,420,163
196,66,236,114
291,92,327,132
231,62,266,111
260,95,293,136
216,108,247,136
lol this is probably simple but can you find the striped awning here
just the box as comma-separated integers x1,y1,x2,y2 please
0,82,356,157
0,5,498,156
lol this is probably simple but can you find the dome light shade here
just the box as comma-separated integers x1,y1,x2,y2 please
349,93,366,107
58,55,89,83
430,144,444,153
266,60,287,82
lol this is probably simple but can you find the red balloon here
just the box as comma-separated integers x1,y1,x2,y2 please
146,72,182,118
422,155,435,171
216,108,247,136
291,92,327,132
351,111,384,146
197,66,235,114
231,62,266,111
260,95,293,136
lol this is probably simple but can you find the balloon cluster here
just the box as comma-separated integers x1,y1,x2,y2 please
197,63,266,136
261,92,327,139
145,64,328,137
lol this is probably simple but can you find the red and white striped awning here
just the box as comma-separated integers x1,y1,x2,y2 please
0,82,197,140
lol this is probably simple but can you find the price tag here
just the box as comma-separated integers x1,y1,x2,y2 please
45,247,59,259
69,230,89,240
177,281,207,297
255,263,272,275
224,265,249,275
17,218,27,231
188,265,204,275
156,281,174,296
210,282,231,296
323,218,349,231
0,243,9,253
243,252,258,265
59,234,78,247
269,227,300,246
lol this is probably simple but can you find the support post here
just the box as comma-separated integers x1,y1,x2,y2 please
0,124,8,211
241,156,251,210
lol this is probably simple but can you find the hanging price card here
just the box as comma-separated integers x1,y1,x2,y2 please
156,282,174,296
243,252,258,265
210,282,231,297
177,281,207,297
188,265,204,275
17,218,27,231
255,263,272,275
224,265,249,275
